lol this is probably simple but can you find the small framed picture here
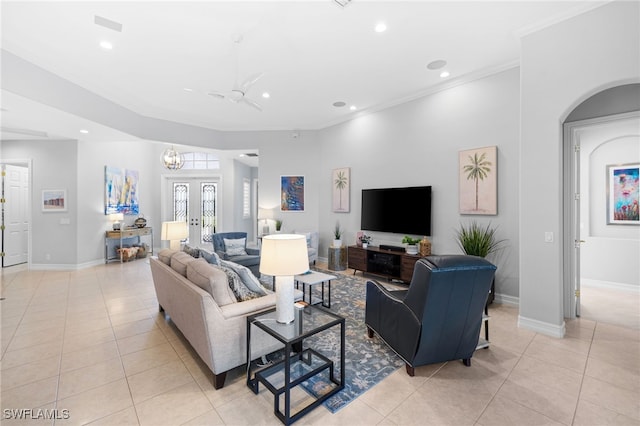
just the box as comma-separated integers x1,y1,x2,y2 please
607,163,639,225
42,189,67,212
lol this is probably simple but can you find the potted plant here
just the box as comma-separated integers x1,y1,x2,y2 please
402,236,421,255
455,221,505,258
275,219,283,232
359,234,372,248
333,222,343,247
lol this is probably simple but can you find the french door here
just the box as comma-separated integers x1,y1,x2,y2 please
169,179,218,246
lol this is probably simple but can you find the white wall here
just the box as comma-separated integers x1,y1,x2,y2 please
315,68,521,300
519,1,640,335
579,116,640,286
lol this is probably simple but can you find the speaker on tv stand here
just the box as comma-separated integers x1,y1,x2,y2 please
379,244,405,252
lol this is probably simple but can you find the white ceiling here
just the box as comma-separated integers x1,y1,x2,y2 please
1,0,605,145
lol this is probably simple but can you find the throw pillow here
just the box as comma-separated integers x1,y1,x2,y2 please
186,259,237,306
223,238,248,256
182,244,200,258
170,251,195,277
158,248,177,265
219,265,263,302
220,260,270,296
199,248,221,266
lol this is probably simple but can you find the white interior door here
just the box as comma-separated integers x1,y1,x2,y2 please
2,165,29,267
169,179,218,246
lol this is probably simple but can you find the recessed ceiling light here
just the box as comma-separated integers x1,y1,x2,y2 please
183,88,193,92
333,101,346,107
262,92,270,98
99,41,113,50
79,129,89,134
375,22,387,33
350,105,357,111
427,59,447,70
440,71,450,78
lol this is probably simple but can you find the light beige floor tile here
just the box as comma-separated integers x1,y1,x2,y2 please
127,359,195,404
180,409,225,426
13,317,65,336
1,356,60,390
135,381,213,426
62,327,115,354
1,339,63,370
121,341,180,376
113,317,159,340
573,399,640,426
523,338,588,374
58,357,125,399
116,329,167,356
64,317,113,336
476,394,565,426
5,327,64,352
588,339,640,373
0,376,58,410
214,391,283,426
85,407,140,426
594,322,640,342
585,355,640,393
56,378,134,426
508,355,583,396
60,340,120,372
109,308,153,327
579,375,640,420
359,368,421,416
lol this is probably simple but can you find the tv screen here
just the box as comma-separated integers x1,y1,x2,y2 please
361,186,431,236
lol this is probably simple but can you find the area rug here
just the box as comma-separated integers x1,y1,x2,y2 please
291,270,406,413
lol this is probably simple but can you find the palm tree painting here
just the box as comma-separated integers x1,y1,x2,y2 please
332,167,350,212
459,146,497,215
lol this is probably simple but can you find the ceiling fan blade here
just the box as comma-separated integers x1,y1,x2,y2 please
241,97,263,112
207,91,226,99
240,72,264,92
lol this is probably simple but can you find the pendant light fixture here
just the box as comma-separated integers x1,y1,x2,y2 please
162,146,184,170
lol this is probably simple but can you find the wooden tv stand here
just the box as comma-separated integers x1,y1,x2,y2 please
347,245,421,283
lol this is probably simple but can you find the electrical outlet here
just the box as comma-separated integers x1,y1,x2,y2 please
544,232,554,243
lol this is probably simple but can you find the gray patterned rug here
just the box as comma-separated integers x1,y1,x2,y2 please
292,270,406,413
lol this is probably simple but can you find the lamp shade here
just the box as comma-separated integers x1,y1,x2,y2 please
259,234,309,276
161,221,189,241
258,208,274,221
108,213,124,222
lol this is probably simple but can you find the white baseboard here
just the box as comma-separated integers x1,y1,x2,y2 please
581,278,640,293
518,315,565,338
494,293,519,307
30,258,108,271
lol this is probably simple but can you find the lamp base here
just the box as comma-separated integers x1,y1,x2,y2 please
275,276,295,323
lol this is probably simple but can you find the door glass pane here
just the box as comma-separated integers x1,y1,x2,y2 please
201,183,217,244
173,183,189,223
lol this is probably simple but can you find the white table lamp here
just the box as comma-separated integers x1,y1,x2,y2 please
259,234,309,323
108,213,124,230
257,207,274,235
161,221,189,250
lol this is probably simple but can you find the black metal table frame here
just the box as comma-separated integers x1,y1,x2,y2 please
294,277,333,309
246,306,345,425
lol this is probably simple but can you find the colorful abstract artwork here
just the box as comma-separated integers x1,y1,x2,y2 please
608,164,639,225
459,146,498,215
105,166,140,215
281,175,304,211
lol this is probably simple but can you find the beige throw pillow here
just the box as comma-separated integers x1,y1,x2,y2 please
170,251,195,277
186,259,237,306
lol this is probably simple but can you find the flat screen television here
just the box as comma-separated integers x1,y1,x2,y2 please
361,186,431,236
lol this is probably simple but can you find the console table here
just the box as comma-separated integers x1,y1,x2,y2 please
347,245,421,282
105,227,153,263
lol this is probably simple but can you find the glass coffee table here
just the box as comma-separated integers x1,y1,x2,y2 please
294,271,337,308
246,305,345,425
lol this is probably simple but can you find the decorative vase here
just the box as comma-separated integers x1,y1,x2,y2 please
134,215,147,228
362,243,368,249
419,236,431,256
406,244,418,255
333,239,342,247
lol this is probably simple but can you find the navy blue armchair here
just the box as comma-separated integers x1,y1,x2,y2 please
365,255,496,376
211,232,260,275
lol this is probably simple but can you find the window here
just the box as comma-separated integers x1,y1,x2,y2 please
243,179,250,218
180,152,220,170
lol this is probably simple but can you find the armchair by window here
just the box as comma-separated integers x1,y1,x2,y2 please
365,255,496,376
211,232,260,275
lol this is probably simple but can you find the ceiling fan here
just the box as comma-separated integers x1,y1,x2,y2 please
207,35,264,111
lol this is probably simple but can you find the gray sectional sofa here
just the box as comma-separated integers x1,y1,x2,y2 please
149,248,301,389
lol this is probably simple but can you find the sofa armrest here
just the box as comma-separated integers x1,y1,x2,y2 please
246,247,260,256
365,280,421,363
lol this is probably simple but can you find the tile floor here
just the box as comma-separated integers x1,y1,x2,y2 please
1,259,639,425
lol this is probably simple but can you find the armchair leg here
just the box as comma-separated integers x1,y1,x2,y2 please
212,371,227,389
463,358,471,367
405,364,415,377
159,304,164,312
366,326,374,338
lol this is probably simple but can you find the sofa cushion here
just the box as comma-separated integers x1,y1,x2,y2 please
220,260,269,296
171,251,195,276
199,248,221,266
186,259,237,306
223,237,247,256
182,244,200,258
158,248,178,265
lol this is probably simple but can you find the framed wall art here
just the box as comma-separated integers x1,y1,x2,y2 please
332,167,350,213
607,163,639,225
281,175,305,211
42,189,67,212
105,166,140,215
459,145,498,215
